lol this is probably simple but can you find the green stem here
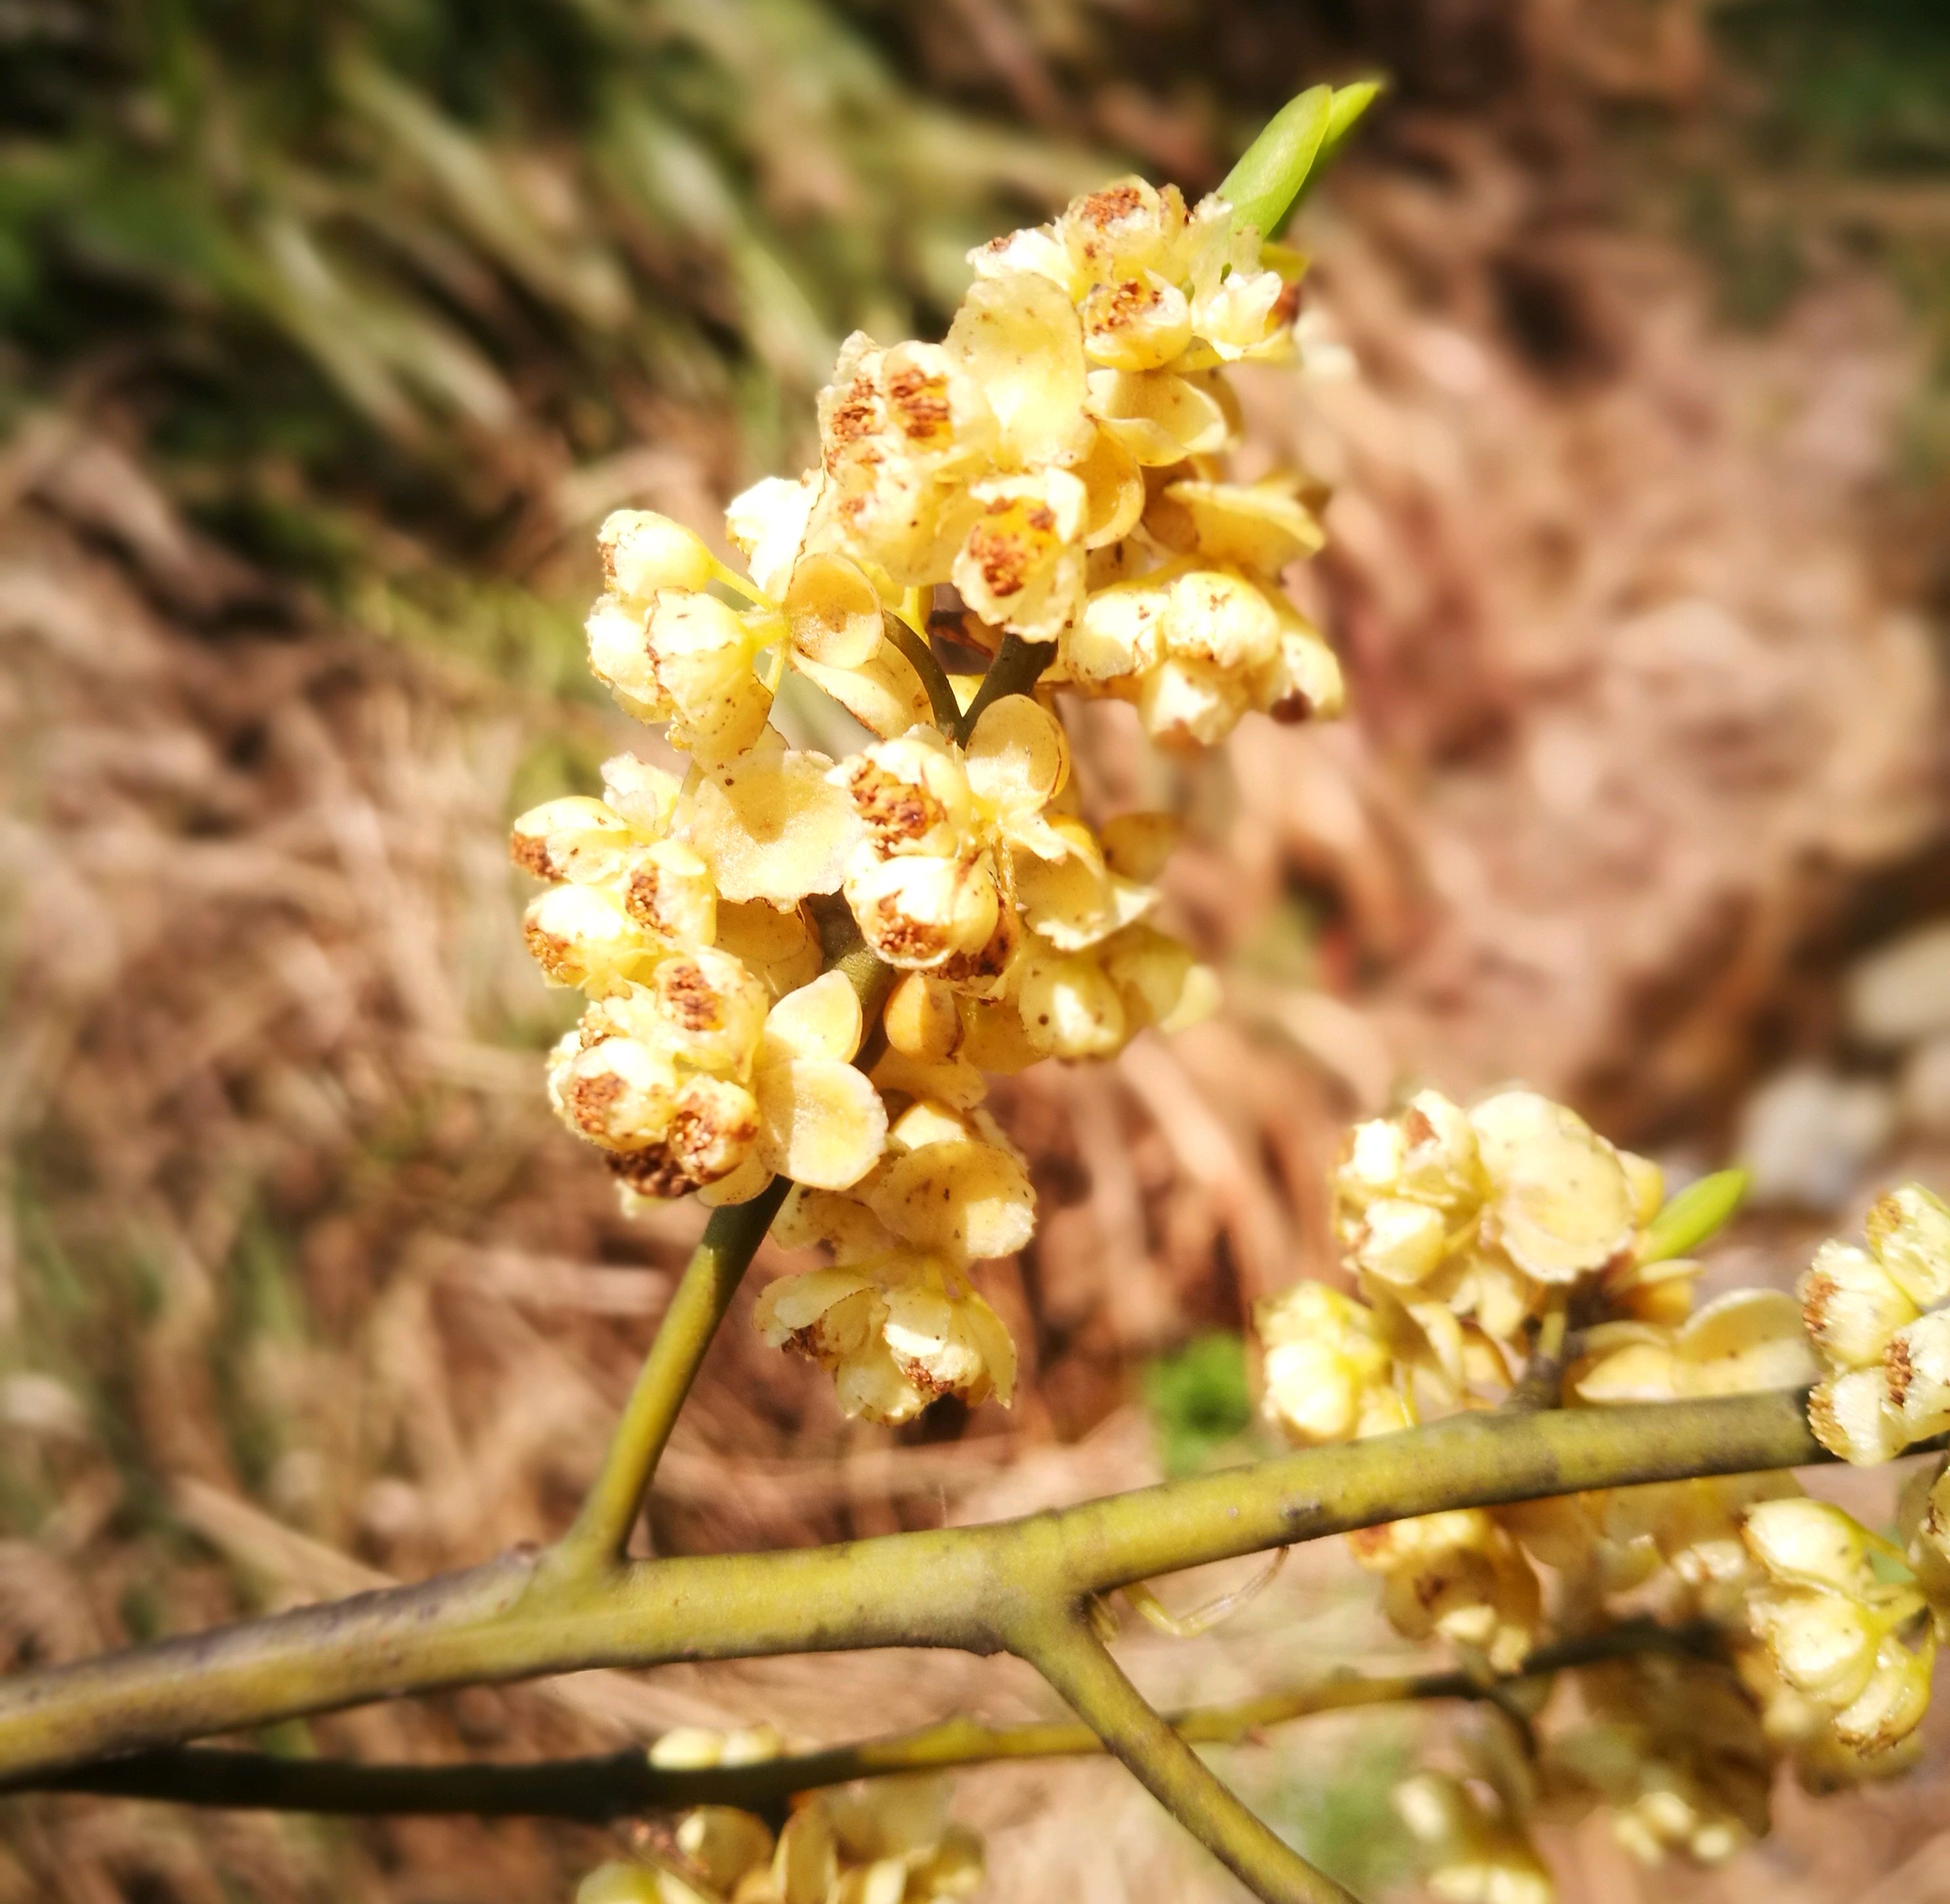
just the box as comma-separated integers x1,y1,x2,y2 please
881,610,962,731
1019,1610,1357,1904
0,1390,1825,1782
549,1183,790,1576
11,1621,1716,1819
954,632,1052,743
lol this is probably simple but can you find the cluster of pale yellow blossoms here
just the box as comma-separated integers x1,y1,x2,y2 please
515,119,1950,1904
581,1734,978,1904
1799,1183,1950,1463
516,165,1347,1427
1251,1086,1950,1898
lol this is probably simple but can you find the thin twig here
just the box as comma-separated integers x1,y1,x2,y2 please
548,1184,792,1575
881,610,962,731
1018,1609,1358,1904
1506,1289,1571,1411
19,1622,1717,1819
953,632,1053,742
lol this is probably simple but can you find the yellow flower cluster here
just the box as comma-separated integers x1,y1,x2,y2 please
1797,1185,1950,1463
1348,1509,1540,1673
1544,1654,1773,1868
1740,1498,1935,1761
1255,1079,1949,1871
1255,1087,1685,1436
518,160,1352,1424
1394,1764,1552,1904
515,763,884,1204
580,1771,980,1904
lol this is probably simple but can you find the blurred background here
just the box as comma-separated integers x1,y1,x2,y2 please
1,1,1948,1899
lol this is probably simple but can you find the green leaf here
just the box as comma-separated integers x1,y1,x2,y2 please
1638,1168,1751,1265
1217,79,1384,241
1312,81,1385,189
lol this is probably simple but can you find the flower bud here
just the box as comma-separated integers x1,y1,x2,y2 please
598,509,717,601
1016,947,1130,1059
1867,1183,1950,1309
1255,1282,1393,1445
1799,1240,1917,1373
1808,1367,1908,1466
523,882,645,988
883,972,963,1061
509,795,637,883
619,839,717,948
1831,1637,1934,1756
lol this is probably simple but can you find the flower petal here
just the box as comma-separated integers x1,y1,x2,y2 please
868,1140,1036,1261
762,969,864,1065
793,640,934,740
944,273,1092,468
784,552,886,668
1469,1089,1636,1284
681,738,862,905
965,693,1069,810
755,1056,888,1189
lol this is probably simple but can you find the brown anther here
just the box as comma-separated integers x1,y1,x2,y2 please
657,962,721,1032
508,833,560,880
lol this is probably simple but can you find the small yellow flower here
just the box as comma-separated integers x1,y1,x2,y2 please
545,954,770,1198
1065,561,1340,748
951,470,1089,643
732,968,890,1198
1801,1185,1950,1464
1393,1770,1554,1904
1010,812,1160,952
754,1251,1016,1424
681,734,864,908
809,333,997,586
942,271,1094,472
833,698,1070,994
1350,1510,1541,1672
1012,920,1219,1061
1254,1281,1398,1445
1800,1239,1919,1372
1742,1497,1934,1757
523,881,655,991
